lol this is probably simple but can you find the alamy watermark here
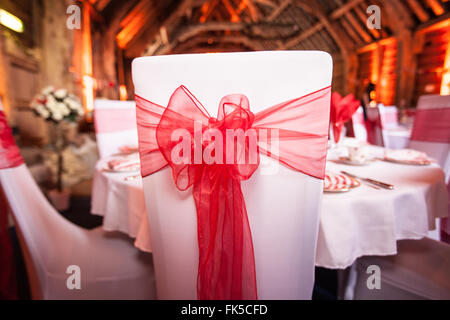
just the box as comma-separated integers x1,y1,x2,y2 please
66,265,81,290
66,5,81,30
367,5,381,30
366,264,381,290
170,123,280,175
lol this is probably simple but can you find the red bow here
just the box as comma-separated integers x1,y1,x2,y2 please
330,92,360,143
0,111,23,299
136,85,331,299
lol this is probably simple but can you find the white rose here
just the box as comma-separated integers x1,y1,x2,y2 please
36,104,50,119
42,86,55,95
56,102,70,116
46,95,57,107
54,89,68,99
52,111,63,121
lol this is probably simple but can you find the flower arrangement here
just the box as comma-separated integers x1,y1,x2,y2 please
31,87,85,206
32,86,84,122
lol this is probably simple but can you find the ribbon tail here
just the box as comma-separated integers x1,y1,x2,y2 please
193,170,257,300
0,188,17,300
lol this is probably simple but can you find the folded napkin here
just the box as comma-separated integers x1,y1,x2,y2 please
324,172,359,189
118,145,139,155
107,155,140,171
330,92,360,143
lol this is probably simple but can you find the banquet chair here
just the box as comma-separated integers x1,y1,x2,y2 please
133,51,332,299
0,111,156,300
352,238,450,300
94,99,138,158
366,105,384,146
352,106,368,142
379,105,399,130
409,94,450,240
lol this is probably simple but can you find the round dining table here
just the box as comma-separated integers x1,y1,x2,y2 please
91,143,449,269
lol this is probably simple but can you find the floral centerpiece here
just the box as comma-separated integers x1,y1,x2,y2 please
32,86,84,210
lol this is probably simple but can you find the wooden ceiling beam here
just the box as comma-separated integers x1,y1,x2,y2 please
222,0,241,22
329,0,364,20
279,22,324,49
424,0,445,16
405,0,430,22
266,0,291,22
343,11,372,43
251,0,277,8
95,0,112,11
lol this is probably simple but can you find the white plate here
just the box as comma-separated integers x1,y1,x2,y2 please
335,157,374,166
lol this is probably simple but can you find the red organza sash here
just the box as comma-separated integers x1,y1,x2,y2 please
135,86,331,299
330,92,360,143
0,110,23,299
410,108,450,143
94,108,137,133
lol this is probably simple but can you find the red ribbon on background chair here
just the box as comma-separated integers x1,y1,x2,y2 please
135,85,331,299
330,92,360,143
0,110,23,299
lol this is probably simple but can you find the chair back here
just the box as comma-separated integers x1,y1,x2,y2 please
409,95,450,181
94,100,138,158
133,51,332,299
352,106,368,142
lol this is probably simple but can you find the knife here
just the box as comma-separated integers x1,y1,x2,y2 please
341,171,394,190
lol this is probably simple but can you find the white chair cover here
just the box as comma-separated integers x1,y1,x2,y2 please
409,94,450,239
132,51,332,299
352,106,368,142
379,105,399,129
0,165,156,299
93,99,138,158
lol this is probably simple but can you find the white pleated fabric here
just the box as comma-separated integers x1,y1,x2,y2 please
0,165,156,299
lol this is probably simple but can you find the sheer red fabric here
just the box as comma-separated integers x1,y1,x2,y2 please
135,85,331,299
0,110,23,299
330,92,360,143
410,108,450,143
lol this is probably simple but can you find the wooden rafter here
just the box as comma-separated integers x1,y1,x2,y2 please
343,11,372,43
424,0,445,16
267,0,291,22
405,0,430,23
252,0,276,8
329,0,364,20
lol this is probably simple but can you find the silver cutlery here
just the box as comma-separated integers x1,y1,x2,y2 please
341,171,394,190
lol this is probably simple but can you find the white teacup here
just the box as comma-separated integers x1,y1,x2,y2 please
347,146,367,163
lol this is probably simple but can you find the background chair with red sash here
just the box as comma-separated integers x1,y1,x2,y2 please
0,109,156,299
93,99,138,158
351,94,450,299
133,51,332,299
409,94,450,242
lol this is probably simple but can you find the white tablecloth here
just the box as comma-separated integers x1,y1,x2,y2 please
91,160,152,252
91,149,449,269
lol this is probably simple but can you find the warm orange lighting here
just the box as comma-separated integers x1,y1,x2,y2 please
81,3,94,120
83,75,95,112
371,49,379,84
119,85,128,101
370,90,376,100
440,39,450,95
0,9,24,33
